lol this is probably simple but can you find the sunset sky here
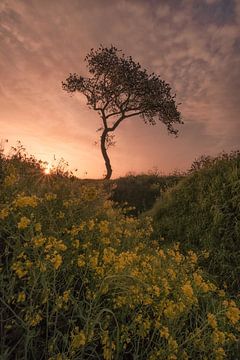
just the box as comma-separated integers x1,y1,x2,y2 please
1,0,240,178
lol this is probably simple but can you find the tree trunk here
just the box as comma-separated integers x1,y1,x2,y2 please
101,129,112,180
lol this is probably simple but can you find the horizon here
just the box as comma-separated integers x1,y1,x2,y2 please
1,0,240,179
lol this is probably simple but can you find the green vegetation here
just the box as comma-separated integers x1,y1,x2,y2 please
0,147,240,359
151,152,240,295
110,172,182,215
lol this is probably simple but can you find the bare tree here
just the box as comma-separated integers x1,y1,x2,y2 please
62,45,183,179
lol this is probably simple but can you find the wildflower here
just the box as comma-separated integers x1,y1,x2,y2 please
58,211,65,219
14,195,38,208
217,289,225,297
77,255,85,267
160,326,169,339
34,223,42,232
207,313,217,329
168,337,178,352
99,220,109,234
164,301,177,319
51,254,62,270
103,248,116,264
11,262,27,278
212,330,225,345
214,347,226,360
17,291,26,302
33,236,45,247
26,312,43,327
45,193,57,201
187,250,198,264
87,219,95,230
4,173,17,186
225,304,240,324
18,216,31,229
0,208,9,220
63,290,70,302
71,329,86,349
37,260,47,272
181,282,194,298
193,272,203,286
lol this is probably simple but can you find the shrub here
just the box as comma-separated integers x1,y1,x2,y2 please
151,151,240,295
110,172,182,215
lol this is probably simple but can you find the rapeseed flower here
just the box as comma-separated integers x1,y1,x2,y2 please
14,195,38,208
225,304,240,324
17,291,26,302
0,208,9,219
181,282,194,298
71,329,86,349
207,313,217,329
51,254,62,270
18,216,31,229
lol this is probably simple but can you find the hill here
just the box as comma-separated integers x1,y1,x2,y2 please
151,151,240,295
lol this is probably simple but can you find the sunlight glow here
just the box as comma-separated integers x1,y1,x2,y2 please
44,164,52,175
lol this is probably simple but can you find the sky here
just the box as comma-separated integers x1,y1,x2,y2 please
0,0,240,178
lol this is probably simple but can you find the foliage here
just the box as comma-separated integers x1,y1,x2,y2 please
0,150,240,359
62,45,182,179
151,151,240,295
110,172,182,215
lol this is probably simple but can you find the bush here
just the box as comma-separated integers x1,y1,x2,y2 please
151,151,240,295
110,172,182,215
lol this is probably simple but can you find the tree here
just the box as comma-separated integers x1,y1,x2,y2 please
62,45,183,179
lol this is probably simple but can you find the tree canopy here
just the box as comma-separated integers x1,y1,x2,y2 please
62,45,183,179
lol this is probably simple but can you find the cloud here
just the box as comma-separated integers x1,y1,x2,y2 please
0,0,239,177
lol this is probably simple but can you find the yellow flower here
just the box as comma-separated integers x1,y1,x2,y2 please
193,272,203,286
77,255,85,268
33,236,45,247
11,262,28,278
51,254,62,270
103,248,116,264
45,193,57,201
35,223,42,232
214,347,226,360
4,173,17,187
0,208,9,220
36,260,47,272
187,250,198,264
181,282,194,298
26,312,43,327
14,195,38,208
58,211,65,219
168,337,178,352
207,313,217,329
164,301,177,319
71,329,86,349
160,326,169,339
99,220,109,234
63,290,70,303
225,305,240,325
17,291,26,302
18,216,31,229
212,330,225,345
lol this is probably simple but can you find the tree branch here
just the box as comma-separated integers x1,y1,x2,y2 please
109,110,144,132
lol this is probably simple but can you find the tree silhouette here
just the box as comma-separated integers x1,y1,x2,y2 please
62,45,183,179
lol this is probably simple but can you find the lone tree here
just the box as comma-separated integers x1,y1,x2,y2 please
62,45,183,179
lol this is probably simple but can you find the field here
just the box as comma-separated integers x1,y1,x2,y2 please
0,148,239,359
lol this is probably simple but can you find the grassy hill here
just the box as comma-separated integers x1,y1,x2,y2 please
151,151,240,295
